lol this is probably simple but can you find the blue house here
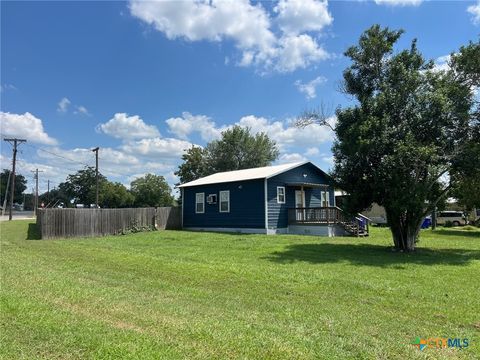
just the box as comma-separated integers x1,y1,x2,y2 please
178,161,368,236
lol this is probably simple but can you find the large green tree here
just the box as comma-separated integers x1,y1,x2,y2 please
175,146,208,184
59,167,107,206
130,174,174,207
300,26,479,251
101,182,135,208
175,126,279,184
39,187,70,208
0,169,27,205
57,167,133,208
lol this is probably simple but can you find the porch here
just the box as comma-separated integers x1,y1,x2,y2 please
288,206,370,237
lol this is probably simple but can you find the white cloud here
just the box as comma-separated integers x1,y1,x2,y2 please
295,76,327,99
166,112,224,141
237,115,334,150
121,137,193,158
305,147,320,156
468,1,480,25
74,105,90,116
273,34,329,72
165,113,334,150
33,145,177,187
129,0,332,73
57,97,71,113
433,54,451,72
274,0,332,35
321,155,334,166
0,112,57,145
277,152,307,164
97,113,160,140
0,84,17,92
374,0,422,6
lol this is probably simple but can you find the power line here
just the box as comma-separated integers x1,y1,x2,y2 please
24,143,127,177
24,143,92,168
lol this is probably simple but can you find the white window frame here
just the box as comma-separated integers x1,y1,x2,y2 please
219,190,230,213
195,192,205,214
321,191,330,207
277,186,286,204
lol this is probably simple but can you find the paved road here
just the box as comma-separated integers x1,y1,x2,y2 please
0,211,35,222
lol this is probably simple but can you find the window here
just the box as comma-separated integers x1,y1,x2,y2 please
219,190,230,213
321,191,330,207
195,193,205,214
277,187,286,204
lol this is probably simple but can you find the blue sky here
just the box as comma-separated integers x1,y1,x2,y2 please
1,0,479,194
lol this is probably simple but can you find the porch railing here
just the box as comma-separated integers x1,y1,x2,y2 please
288,206,369,236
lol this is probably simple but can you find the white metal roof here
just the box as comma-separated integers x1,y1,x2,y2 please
177,161,309,188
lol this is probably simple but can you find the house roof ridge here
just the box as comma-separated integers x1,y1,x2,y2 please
177,161,310,188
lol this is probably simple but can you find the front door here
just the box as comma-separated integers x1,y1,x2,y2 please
295,190,305,221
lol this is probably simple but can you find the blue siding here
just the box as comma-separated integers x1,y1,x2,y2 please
267,163,334,229
183,179,265,228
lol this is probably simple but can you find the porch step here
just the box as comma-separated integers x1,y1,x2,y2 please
340,221,369,237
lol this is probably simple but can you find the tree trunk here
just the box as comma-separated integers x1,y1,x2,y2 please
386,208,423,252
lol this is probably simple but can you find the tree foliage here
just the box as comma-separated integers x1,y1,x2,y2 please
175,146,208,184
175,126,279,184
59,167,107,206
102,182,135,208
302,25,479,251
130,174,174,207
40,168,174,208
0,169,27,205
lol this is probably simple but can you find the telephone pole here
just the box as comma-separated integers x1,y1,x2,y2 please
92,147,99,208
4,138,26,220
1,171,11,216
32,169,44,216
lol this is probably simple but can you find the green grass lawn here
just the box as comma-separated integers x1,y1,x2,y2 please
1,221,479,359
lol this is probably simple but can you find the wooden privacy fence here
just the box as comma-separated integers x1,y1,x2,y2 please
155,207,182,230
37,207,182,239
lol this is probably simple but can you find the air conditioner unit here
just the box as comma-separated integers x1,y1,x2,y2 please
207,194,217,204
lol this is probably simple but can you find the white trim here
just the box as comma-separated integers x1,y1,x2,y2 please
264,179,268,229
321,190,330,207
277,186,286,204
181,188,184,228
332,187,336,207
219,190,230,213
195,192,205,214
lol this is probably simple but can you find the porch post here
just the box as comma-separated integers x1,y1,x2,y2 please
301,185,305,222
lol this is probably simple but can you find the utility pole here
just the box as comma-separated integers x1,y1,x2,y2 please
47,180,50,204
1,171,11,216
92,147,99,208
4,138,26,220
32,169,44,216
